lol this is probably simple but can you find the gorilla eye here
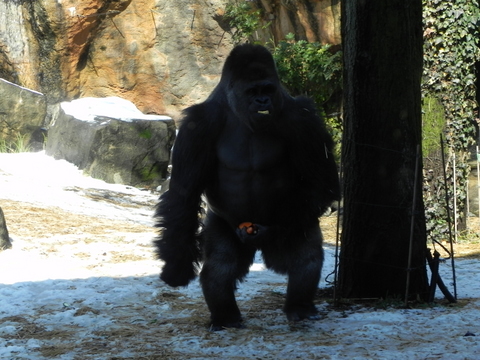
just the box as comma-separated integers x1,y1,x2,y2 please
245,83,276,97
262,84,276,94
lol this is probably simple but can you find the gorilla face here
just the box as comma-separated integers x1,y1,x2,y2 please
246,81,276,116
228,75,283,130
221,45,285,130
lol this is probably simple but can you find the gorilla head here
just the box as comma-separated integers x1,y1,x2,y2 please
215,44,287,130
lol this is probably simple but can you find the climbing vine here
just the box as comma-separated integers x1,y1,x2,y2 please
422,0,480,240
271,33,343,156
224,1,264,44
272,33,342,114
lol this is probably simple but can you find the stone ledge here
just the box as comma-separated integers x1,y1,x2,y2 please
45,97,175,188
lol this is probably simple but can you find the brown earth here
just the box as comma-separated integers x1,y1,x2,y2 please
320,215,480,260
2,199,479,260
1,198,479,359
1,199,152,239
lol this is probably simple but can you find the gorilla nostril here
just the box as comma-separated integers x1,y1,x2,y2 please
256,97,270,105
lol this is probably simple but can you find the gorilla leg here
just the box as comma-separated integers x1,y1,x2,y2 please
284,256,322,321
262,225,323,321
200,211,256,330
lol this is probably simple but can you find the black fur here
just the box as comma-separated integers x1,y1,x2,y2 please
154,44,340,330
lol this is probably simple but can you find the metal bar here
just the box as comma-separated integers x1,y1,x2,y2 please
405,144,420,306
440,135,457,300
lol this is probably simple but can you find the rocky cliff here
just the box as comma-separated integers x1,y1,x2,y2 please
0,0,340,118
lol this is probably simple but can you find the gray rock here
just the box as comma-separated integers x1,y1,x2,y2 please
0,78,47,151
45,97,175,188
0,207,12,251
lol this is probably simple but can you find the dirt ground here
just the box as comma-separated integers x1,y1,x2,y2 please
1,200,152,239
2,199,480,261
1,198,480,359
319,214,480,260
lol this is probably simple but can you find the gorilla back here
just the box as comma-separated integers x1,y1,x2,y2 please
154,44,340,330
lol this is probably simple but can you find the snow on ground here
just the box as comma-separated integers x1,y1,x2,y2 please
0,152,479,359
60,97,172,123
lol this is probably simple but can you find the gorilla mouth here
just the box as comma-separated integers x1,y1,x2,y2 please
257,110,270,115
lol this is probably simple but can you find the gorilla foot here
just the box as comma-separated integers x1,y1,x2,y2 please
209,320,245,331
208,310,244,331
284,304,319,322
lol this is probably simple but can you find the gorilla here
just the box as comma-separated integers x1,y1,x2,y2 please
154,44,340,330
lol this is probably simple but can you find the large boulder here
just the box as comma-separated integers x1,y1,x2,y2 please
0,207,12,251
0,78,47,151
45,97,175,188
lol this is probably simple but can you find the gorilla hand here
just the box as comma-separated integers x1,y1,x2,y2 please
236,222,269,247
160,255,197,288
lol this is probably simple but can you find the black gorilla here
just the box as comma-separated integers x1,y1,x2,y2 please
154,44,340,330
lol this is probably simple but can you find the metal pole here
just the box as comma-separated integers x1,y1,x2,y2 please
453,153,458,243
405,145,420,306
477,146,480,222
333,156,344,307
440,135,457,300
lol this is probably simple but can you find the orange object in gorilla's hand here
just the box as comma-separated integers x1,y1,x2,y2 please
238,222,258,235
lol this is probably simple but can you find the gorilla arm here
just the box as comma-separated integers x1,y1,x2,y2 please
286,97,341,225
154,104,221,287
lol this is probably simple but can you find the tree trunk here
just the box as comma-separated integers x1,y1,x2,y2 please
338,0,429,299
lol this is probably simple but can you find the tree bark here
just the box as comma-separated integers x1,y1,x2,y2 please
339,0,429,299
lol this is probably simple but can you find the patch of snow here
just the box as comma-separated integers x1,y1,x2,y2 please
0,152,479,359
60,96,172,123
0,151,155,225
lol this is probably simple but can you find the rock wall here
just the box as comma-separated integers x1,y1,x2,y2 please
0,79,47,149
0,0,340,118
257,0,341,45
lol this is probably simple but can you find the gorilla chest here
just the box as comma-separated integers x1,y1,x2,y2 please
209,126,290,221
216,128,286,172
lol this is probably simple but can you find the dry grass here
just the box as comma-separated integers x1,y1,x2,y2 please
1,199,152,238
320,214,480,260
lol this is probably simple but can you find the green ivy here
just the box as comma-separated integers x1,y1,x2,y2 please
224,2,263,44
422,0,480,241
272,34,343,114
422,96,446,157
271,33,343,156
